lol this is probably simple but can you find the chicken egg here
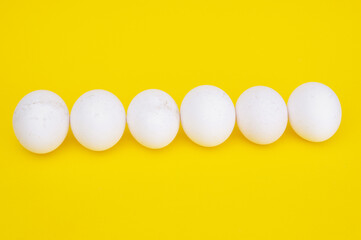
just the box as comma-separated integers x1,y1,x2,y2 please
70,89,126,151
287,82,342,142
127,89,180,149
180,85,235,147
236,86,288,144
13,90,69,154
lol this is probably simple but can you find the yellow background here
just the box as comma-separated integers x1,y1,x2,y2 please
1,0,360,239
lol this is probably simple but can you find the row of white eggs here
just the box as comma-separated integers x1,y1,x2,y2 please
13,82,342,154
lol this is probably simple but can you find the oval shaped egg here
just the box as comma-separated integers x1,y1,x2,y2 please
127,89,180,149
13,90,69,154
180,85,235,147
236,86,288,144
70,89,126,151
287,82,342,142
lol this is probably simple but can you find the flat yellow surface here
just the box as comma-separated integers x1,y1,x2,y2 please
1,0,360,239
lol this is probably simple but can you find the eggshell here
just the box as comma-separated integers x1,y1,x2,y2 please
287,82,342,142
127,89,180,149
13,90,69,154
236,86,288,144
180,85,235,147
70,90,126,151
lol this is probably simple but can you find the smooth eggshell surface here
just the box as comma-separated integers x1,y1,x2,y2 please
287,82,342,142
13,90,69,154
127,89,180,149
70,89,126,151
180,85,235,147
236,86,288,144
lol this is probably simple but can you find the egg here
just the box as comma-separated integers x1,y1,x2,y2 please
236,86,288,144
180,85,235,147
70,89,126,151
287,82,342,142
13,90,69,154
127,89,180,149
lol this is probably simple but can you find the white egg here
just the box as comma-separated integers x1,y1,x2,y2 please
127,89,180,149
70,90,126,151
236,86,288,144
13,90,69,154
180,85,235,147
287,82,342,142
